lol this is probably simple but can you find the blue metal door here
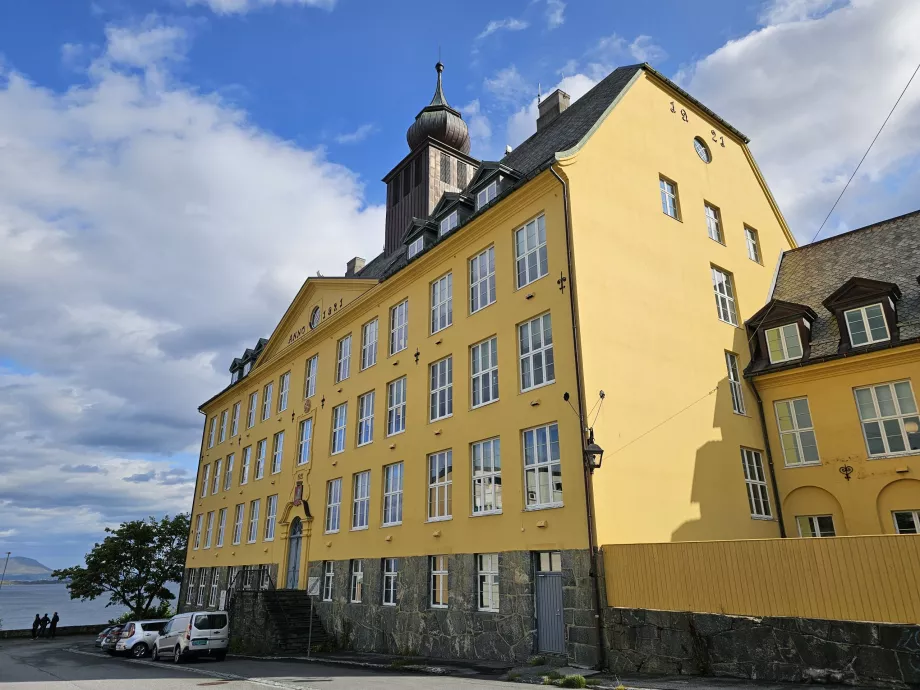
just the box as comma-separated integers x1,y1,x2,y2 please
535,552,565,654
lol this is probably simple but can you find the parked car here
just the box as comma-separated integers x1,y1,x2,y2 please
151,611,229,663
100,625,124,654
94,626,117,647
113,619,169,658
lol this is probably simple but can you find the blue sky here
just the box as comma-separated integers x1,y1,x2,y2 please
2,0,920,568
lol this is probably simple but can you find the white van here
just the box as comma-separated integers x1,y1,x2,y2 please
151,611,229,663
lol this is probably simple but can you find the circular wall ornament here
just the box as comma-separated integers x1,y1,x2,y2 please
309,306,321,329
694,137,711,163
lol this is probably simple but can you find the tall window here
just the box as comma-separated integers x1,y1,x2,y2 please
224,453,234,491
209,569,220,606
247,392,257,428
211,459,222,495
407,237,424,259
325,478,342,533
797,515,835,537
440,153,451,184
200,465,210,498
204,512,214,548
193,514,202,549
278,372,290,412
440,210,458,236
247,499,260,543
207,417,216,448
352,471,370,530
186,570,198,604
472,438,502,515
271,431,284,474
230,402,240,437
431,273,453,333
304,355,318,398
430,555,448,608
350,560,364,603
470,246,496,313
264,494,278,541
402,166,411,196
219,410,228,443
744,226,761,263
260,383,272,421
382,558,398,606
515,215,548,289
724,352,746,415
232,504,244,545
197,569,208,606
254,439,266,479
705,203,723,243
775,398,819,466
361,319,378,370
430,357,453,421
331,403,348,454
387,377,407,435
523,423,562,508
519,313,555,391
390,300,408,355
845,304,890,346
766,323,803,363
383,462,403,526
427,450,453,521
471,337,499,408
322,561,334,601
741,448,772,519
854,381,920,456
477,554,499,612
216,508,227,547
475,180,497,210
660,176,679,219
240,446,251,485
711,267,738,326
298,418,313,465
357,391,374,446
336,335,352,382
414,154,424,186
458,160,468,187
894,510,920,534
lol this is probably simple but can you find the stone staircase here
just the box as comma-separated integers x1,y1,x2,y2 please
259,590,331,654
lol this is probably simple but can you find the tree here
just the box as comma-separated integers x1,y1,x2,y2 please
54,513,190,620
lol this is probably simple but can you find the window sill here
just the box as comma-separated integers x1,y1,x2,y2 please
471,399,499,411
525,503,563,512
381,522,402,528
751,514,775,521
430,414,454,423
264,538,274,542
472,510,503,517
784,461,822,469
731,410,751,417
470,301,496,317
330,450,345,457
325,530,340,535
477,608,499,614
430,605,448,610
717,319,740,328
430,325,453,337
360,363,377,373
382,602,397,607
515,273,549,292
357,441,373,448
426,516,453,523
350,526,369,532
868,451,920,461
520,379,556,395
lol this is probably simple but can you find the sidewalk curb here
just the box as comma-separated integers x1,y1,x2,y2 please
227,653,465,677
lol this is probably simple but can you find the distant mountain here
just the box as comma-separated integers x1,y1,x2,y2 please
2,556,54,580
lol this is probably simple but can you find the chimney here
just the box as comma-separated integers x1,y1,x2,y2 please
345,257,366,277
536,89,570,131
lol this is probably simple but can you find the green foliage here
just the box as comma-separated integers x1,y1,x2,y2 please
528,655,547,666
53,514,190,620
107,601,174,625
559,675,587,688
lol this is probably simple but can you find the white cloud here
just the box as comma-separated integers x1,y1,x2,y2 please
334,123,377,145
484,65,533,104
506,73,598,147
475,18,529,44
185,0,335,14
461,99,492,144
628,35,668,63
589,32,668,67
758,0,844,24
104,22,187,67
546,0,565,29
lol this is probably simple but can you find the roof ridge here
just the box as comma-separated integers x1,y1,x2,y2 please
787,207,920,254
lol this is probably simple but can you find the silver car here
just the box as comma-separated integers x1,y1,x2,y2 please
151,611,229,663
113,619,169,658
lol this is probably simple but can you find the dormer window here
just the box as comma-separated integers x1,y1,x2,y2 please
476,181,498,210
844,303,889,346
407,236,424,259
243,361,252,375
765,323,803,363
439,211,458,236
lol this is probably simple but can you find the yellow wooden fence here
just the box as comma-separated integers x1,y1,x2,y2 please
602,535,920,623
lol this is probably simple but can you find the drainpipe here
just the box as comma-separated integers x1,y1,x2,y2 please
549,164,607,670
751,379,786,537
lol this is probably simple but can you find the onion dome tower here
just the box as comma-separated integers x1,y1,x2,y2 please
406,62,471,155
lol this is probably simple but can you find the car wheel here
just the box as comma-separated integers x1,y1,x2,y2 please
173,645,183,664
151,645,160,662
214,652,226,662
131,643,148,659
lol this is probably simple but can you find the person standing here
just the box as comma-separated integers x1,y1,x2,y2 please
39,613,49,638
31,614,40,640
50,612,59,639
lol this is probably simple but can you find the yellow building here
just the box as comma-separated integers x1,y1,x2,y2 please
745,211,920,539
180,62,797,665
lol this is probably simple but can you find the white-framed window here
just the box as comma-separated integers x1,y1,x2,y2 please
197,568,208,606
383,462,403,526
186,569,198,603
352,471,370,530
475,180,498,210
407,236,424,259
207,417,216,448
247,499,260,543
262,382,273,421
477,553,499,612
247,392,257,428
204,512,214,548
350,560,364,603
361,319,378,370
298,418,313,465
523,423,562,509
845,304,890,346
209,568,220,607
431,273,453,334
430,555,448,608
797,515,835,537
744,226,761,263
278,372,290,412
472,437,502,515
382,558,398,606
429,356,453,421
711,266,738,326
230,402,240,437
387,377,407,436
470,246,496,314
519,313,554,392
321,561,334,601
264,494,278,541
357,391,374,446
894,510,920,534
305,355,318,399
331,403,348,455
271,431,284,474
660,176,679,219
766,323,803,363
240,446,251,485
219,410,228,443
254,439,266,479
232,504,244,545
336,335,352,382
216,508,227,547
704,203,723,243
855,380,920,457
224,453,234,491
193,514,202,549
471,337,499,408
211,459,222,495
775,398,819,466
390,300,408,355
325,478,342,533
440,210,458,236
741,448,772,518
200,464,210,498
725,352,746,415
427,450,453,521
514,215,548,289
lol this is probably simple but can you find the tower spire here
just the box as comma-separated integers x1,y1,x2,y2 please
430,60,447,107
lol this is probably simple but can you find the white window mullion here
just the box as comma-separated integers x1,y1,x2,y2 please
519,313,555,392
429,357,453,421
470,246,496,313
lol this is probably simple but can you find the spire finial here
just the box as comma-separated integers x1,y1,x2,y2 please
430,60,447,107
538,82,542,103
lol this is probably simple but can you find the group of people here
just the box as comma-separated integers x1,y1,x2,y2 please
31,612,59,639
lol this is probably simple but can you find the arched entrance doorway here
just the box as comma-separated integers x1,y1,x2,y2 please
286,517,303,589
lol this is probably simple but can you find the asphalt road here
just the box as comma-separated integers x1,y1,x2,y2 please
0,636,522,689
